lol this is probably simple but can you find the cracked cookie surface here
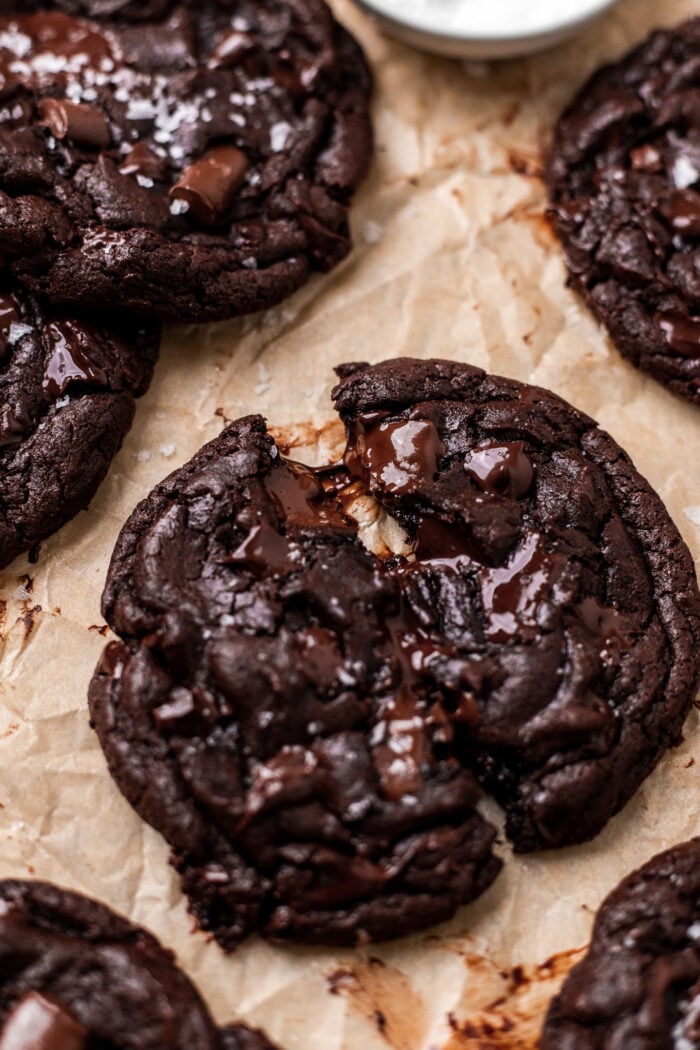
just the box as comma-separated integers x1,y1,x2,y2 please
0,0,372,322
547,17,700,403
0,283,157,568
89,358,700,949
0,879,277,1050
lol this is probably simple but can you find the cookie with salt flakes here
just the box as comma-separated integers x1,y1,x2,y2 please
0,879,278,1050
542,838,700,1049
548,17,700,403
0,0,372,322
0,281,157,568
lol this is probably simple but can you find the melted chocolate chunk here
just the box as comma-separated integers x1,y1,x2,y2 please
0,880,278,1050
346,417,445,495
228,522,299,575
0,295,20,360
0,993,86,1050
0,281,158,568
119,141,169,181
89,359,700,950
465,442,534,497
0,0,372,323
542,839,700,1049
656,310,700,356
547,17,700,403
42,320,108,397
660,187,700,236
479,532,558,643
263,458,349,529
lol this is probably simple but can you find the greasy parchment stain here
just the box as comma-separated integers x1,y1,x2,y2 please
443,947,586,1049
326,942,586,1050
0,1,698,1049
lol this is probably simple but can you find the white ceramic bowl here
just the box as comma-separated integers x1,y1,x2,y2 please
354,0,620,60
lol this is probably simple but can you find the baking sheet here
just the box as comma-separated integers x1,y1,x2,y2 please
1,1,699,1046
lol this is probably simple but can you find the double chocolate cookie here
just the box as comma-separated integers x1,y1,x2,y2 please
0,879,277,1050
89,358,700,948
0,0,372,322
542,838,700,1049
548,18,700,403
0,284,157,568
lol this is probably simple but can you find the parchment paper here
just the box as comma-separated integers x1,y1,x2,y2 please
1,1,699,1046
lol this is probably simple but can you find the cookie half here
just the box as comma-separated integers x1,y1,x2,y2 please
0,0,372,322
0,879,277,1050
547,18,700,403
541,838,700,1049
0,284,158,568
89,358,700,949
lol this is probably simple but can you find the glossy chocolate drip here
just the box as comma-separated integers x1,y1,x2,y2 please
225,457,355,578
480,532,555,643
0,991,86,1050
371,683,430,800
346,417,445,495
223,422,631,810
228,522,298,575
656,311,700,356
0,294,20,360
413,515,481,567
264,458,349,529
465,442,534,498
373,597,480,799
42,320,107,398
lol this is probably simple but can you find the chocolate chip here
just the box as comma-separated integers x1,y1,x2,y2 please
168,146,248,225
656,310,700,356
659,188,700,236
119,142,169,182
208,30,256,69
630,143,663,172
38,98,110,150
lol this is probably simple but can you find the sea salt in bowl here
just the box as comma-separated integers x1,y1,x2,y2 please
354,0,620,59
